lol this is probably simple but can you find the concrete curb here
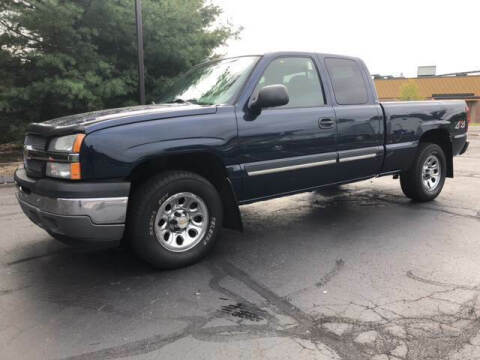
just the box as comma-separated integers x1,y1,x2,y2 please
469,127,480,136
0,160,20,184
0,176,14,185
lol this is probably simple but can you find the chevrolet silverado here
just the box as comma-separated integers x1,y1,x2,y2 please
15,52,470,268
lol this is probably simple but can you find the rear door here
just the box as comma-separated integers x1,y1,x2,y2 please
323,57,384,181
236,55,337,201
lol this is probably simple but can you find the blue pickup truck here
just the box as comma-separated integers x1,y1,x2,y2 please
15,52,469,268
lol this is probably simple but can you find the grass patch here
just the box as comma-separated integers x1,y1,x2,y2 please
0,162,20,177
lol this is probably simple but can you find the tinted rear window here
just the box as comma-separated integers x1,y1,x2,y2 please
325,58,368,105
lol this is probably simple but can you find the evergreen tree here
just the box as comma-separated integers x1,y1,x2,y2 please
0,0,238,143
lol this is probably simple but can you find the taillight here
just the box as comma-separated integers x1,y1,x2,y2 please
466,105,471,124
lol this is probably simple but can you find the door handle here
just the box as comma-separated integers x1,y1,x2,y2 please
318,118,334,129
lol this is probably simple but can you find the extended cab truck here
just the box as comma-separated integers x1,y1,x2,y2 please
15,52,469,269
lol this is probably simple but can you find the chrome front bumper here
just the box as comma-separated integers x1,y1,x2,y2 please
17,189,128,224
16,186,128,243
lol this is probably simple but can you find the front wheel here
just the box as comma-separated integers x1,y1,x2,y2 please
400,143,446,202
128,171,223,269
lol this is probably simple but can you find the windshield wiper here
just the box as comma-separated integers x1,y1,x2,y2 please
164,98,214,106
167,98,198,104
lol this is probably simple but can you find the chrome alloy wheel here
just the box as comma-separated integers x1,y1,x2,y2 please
422,154,441,192
154,192,209,252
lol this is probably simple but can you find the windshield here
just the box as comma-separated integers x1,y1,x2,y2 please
159,56,260,105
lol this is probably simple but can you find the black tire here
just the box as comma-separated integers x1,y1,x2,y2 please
400,143,446,202
127,171,223,269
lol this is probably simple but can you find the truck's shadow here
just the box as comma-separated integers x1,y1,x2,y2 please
11,186,397,317
12,186,393,277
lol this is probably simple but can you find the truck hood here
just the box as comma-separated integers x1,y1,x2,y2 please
27,103,217,137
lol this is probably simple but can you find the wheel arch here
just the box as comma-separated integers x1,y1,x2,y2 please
419,129,453,178
127,151,243,231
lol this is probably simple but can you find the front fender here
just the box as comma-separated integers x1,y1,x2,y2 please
80,109,237,180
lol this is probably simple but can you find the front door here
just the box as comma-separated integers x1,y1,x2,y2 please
237,56,337,201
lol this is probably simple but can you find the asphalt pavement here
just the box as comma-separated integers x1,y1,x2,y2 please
1,131,480,360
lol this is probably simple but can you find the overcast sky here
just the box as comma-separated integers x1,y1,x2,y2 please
213,0,479,77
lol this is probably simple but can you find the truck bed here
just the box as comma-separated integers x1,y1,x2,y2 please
380,100,468,174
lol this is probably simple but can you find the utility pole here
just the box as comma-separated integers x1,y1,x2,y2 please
135,0,146,105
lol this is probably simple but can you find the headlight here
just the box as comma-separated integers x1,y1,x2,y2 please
46,134,85,180
48,134,85,152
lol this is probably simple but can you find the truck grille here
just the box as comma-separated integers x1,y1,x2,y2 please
24,135,47,178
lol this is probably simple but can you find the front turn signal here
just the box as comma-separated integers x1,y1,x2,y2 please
73,134,86,153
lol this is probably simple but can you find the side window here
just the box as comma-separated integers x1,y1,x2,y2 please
325,58,368,105
254,57,325,108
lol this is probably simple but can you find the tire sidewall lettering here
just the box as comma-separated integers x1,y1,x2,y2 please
203,216,216,246
149,192,169,237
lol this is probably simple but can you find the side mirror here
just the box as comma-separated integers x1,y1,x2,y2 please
248,84,289,114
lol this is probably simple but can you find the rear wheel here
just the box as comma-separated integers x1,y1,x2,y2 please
128,171,223,269
400,143,446,202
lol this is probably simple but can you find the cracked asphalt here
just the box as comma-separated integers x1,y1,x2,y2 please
1,131,480,360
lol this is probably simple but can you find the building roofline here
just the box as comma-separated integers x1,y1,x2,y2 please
375,74,480,81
